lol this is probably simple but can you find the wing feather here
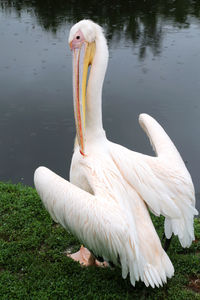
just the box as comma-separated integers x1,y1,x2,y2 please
109,113,198,247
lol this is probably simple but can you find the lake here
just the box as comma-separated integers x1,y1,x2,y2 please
0,0,199,210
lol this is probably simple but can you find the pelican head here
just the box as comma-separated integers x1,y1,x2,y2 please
69,20,103,155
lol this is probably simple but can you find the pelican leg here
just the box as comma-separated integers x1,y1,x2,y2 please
164,237,172,251
67,245,108,267
162,233,172,251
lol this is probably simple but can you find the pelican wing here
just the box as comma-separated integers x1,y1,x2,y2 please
34,167,126,261
34,167,136,281
34,166,173,287
109,114,198,247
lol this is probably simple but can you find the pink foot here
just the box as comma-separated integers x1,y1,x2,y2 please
67,245,108,267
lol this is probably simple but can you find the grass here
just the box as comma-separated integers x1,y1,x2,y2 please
0,181,199,300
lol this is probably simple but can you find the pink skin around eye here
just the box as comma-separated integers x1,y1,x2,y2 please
70,30,85,50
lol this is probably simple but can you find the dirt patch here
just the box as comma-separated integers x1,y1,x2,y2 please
188,276,200,293
52,222,60,228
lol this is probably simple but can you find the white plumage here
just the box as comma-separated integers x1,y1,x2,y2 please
34,20,198,288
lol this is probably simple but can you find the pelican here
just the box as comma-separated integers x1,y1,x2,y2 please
34,20,198,288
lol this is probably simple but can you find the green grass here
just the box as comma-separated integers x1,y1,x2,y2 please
0,182,199,300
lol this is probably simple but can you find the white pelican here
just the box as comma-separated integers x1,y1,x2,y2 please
34,20,198,288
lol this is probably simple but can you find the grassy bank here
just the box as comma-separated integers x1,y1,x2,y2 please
0,182,199,299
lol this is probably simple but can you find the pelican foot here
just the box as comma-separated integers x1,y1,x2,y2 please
67,245,108,267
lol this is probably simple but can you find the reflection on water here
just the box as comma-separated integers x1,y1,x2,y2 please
1,0,200,59
0,0,200,210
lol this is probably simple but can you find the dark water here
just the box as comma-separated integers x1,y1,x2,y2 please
0,1,200,210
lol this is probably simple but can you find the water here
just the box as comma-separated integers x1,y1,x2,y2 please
0,1,199,210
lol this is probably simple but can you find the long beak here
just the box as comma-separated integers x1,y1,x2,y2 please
72,42,95,155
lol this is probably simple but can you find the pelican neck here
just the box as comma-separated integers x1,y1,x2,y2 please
85,32,108,139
